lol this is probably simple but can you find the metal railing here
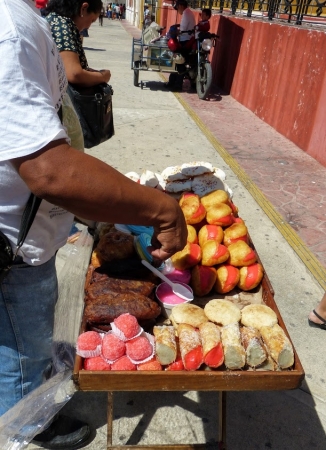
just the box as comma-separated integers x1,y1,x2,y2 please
186,0,326,25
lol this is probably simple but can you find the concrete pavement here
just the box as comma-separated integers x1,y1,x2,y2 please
29,18,326,450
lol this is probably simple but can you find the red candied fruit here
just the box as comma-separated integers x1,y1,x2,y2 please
114,313,140,339
111,355,136,371
126,336,153,361
84,356,111,371
102,333,126,361
137,358,162,371
77,331,101,351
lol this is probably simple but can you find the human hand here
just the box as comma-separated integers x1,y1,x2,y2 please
100,69,111,83
148,205,187,263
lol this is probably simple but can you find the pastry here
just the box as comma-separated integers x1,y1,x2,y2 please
237,263,264,291
86,277,156,300
201,241,230,266
84,292,161,324
191,172,227,197
179,192,206,225
227,241,257,267
190,264,216,297
198,224,224,247
199,321,224,368
260,324,294,369
170,303,208,328
96,230,135,262
223,222,248,247
214,264,240,294
206,203,234,227
177,323,204,371
153,325,177,365
200,189,230,209
221,323,246,370
204,299,241,326
161,165,187,182
171,242,202,270
187,224,198,244
180,161,214,177
240,326,267,367
240,304,278,330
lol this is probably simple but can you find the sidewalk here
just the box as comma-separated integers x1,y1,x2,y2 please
29,19,326,450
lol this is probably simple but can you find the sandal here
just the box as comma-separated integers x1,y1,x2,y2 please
308,309,326,330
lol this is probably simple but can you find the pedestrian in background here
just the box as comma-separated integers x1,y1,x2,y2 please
99,4,105,25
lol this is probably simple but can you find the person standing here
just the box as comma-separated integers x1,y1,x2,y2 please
166,0,196,91
0,1,188,449
99,4,105,25
44,0,111,88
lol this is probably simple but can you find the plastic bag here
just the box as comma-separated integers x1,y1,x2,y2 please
0,226,93,449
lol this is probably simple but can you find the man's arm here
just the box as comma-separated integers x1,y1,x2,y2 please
11,140,188,261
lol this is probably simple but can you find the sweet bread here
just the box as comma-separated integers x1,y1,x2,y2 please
190,264,216,297
179,192,206,224
237,263,264,291
170,303,208,328
240,304,278,330
96,231,135,262
204,299,241,326
171,242,202,270
227,241,257,267
214,264,240,294
198,224,224,247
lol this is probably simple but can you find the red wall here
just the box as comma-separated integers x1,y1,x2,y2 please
160,7,326,166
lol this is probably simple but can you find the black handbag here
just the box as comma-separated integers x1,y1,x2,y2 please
67,82,115,149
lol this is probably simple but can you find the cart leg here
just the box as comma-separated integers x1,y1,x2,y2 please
107,391,114,449
218,391,226,450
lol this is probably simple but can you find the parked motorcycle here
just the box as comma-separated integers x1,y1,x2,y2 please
167,27,218,99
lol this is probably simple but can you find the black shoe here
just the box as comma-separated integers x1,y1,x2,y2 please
32,415,91,449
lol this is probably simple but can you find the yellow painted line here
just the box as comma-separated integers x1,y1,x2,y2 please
176,94,326,291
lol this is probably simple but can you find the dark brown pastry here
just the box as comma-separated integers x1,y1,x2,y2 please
84,291,161,324
96,231,135,262
85,277,156,300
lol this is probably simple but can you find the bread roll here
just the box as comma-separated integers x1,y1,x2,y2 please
199,322,224,368
179,192,206,225
200,189,230,209
201,241,230,266
240,326,267,367
221,323,246,370
206,203,234,227
204,299,241,326
241,304,278,330
223,222,248,247
178,323,204,371
238,263,264,291
214,264,240,294
171,242,202,270
153,326,177,365
227,241,257,267
170,303,208,328
260,324,294,369
198,224,224,247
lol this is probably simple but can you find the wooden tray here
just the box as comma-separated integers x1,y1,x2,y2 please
73,266,304,392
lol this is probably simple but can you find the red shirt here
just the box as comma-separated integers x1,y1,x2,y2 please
35,0,47,9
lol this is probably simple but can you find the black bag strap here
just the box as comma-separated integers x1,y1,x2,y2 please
16,194,42,249
15,104,63,251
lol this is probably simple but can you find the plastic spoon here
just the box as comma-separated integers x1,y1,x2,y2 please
141,260,194,301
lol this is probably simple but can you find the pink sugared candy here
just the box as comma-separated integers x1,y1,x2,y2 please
125,335,153,362
137,358,162,371
111,355,136,371
76,331,102,357
84,356,111,371
102,333,126,361
165,269,191,285
113,313,140,339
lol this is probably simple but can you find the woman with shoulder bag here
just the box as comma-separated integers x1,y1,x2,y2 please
44,0,114,148
44,0,111,88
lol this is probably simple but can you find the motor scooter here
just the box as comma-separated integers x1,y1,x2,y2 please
167,27,218,99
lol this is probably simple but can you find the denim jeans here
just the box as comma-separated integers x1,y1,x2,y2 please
0,255,57,416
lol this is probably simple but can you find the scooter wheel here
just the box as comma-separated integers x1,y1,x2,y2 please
196,61,212,100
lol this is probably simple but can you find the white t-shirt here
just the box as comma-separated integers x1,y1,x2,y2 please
0,0,74,266
179,7,196,42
